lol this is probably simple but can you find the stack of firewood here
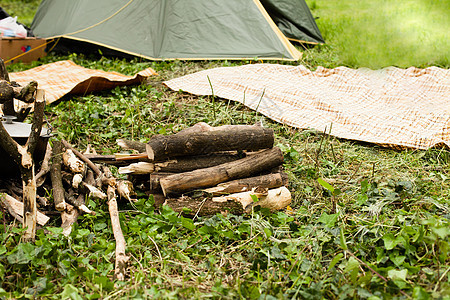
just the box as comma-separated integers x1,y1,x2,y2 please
102,122,292,216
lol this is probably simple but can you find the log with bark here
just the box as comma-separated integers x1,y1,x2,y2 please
118,152,242,175
159,147,284,196
145,124,274,161
50,141,67,211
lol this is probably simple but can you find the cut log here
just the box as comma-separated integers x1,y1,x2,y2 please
213,186,292,212
203,172,289,195
159,147,283,196
116,139,146,153
163,197,244,217
146,124,274,161
119,152,243,175
0,193,50,226
50,141,66,211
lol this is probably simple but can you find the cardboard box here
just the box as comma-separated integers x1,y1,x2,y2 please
0,37,46,64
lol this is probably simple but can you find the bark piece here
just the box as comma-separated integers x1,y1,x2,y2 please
50,141,66,211
0,80,14,103
0,193,50,225
203,172,289,195
146,124,273,161
117,180,136,202
63,149,86,174
61,203,78,236
160,147,284,196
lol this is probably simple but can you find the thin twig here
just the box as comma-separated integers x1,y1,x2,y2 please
207,75,216,120
149,236,163,261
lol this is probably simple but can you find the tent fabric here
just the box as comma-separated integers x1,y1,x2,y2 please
164,64,450,150
30,0,321,61
261,0,324,44
9,60,157,104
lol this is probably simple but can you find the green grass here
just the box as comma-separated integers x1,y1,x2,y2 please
0,1,449,299
305,0,449,68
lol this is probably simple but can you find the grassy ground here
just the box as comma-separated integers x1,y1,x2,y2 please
1,1,449,299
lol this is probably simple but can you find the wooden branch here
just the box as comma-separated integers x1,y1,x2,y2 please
213,186,292,212
160,147,284,196
163,197,244,217
203,172,289,195
107,185,129,280
146,124,274,161
50,141,66,211
21,89,45,241
0,193,50,225
66,192,95,215
26,89,45,155
36,143,52,187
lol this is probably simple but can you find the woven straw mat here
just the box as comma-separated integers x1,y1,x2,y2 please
164,64,449,150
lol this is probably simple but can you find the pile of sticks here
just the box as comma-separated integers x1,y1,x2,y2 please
0,139,131,280
99,122,292,217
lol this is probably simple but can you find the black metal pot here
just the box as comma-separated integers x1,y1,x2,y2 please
0,116,51,178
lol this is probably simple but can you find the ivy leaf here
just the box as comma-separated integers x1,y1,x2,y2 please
181,216,195,230
60,284,83,300
412,286,431,300
389,252,406,267
383,233,397,250
387,269,408,281
318,213,338,228
327,253,344,271
431,226,449,239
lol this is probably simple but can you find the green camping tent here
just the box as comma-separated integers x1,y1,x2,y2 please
31,0,324,61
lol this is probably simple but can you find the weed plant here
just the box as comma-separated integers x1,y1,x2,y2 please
0,1,449,299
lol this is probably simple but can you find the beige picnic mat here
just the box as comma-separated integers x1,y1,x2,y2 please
164,64,450,150
10,60,157,104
